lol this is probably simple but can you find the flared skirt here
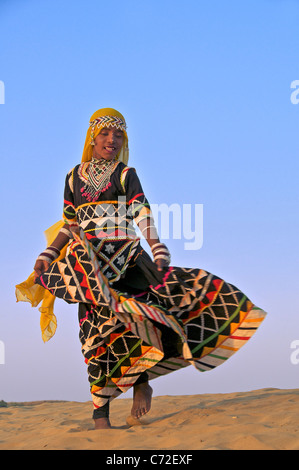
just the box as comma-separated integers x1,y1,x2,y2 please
36,233,267,410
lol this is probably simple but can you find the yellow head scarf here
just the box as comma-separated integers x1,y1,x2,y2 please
82,108,129,164
15,108,129,342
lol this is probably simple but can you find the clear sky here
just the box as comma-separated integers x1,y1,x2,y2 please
0,0,298,403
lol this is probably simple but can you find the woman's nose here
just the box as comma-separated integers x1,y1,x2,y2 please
108,133,116,143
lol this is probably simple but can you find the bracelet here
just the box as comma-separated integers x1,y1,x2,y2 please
140,225,159,239
60,227,72,238
151,242,171,264
140,224,156,233
151,242,169,254
37,246,60,264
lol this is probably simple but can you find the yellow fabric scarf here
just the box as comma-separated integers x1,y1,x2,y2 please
15,108,129,342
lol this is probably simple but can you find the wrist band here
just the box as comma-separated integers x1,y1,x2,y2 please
60,227,72,238
140,224,156,233
140,225,159,239
151,243,171,264
37,246,60,264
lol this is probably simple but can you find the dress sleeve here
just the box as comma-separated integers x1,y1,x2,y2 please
122,167,158,238
63,168,77,226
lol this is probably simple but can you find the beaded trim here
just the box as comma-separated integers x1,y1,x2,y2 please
90,115,127,144
79,159,119,202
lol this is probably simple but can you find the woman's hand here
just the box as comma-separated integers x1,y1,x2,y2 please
33,245,62,282
155,258,169,272
34,259,50,282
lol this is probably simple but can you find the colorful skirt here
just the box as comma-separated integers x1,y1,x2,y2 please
36,232,267,414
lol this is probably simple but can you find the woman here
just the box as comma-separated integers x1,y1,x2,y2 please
16,108,267,430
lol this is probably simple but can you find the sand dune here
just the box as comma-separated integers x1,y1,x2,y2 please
0,388,299,450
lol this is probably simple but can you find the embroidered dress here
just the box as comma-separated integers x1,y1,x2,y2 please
36,159,267,416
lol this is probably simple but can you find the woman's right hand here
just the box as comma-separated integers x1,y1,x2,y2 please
34,259,50,282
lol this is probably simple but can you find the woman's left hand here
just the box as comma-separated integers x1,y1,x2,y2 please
155,258,169,271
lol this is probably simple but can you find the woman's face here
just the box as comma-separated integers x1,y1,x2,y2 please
93,127,124,161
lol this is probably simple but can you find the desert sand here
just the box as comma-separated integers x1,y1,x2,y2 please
0,388,298,450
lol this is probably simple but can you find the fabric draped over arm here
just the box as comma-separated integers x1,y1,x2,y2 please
15,172,75,342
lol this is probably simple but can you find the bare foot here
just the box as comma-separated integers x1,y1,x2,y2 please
94,417,111,429
131,382,153,420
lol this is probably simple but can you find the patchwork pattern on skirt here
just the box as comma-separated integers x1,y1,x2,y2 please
38,232,267,411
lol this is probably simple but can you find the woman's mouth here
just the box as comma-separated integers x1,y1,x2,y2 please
104,146,116,153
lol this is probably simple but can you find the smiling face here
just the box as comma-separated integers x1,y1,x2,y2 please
92,127,124,161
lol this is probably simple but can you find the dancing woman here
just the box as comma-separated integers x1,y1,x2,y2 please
16,108,266,429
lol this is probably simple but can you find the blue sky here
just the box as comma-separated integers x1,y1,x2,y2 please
0,0,298,403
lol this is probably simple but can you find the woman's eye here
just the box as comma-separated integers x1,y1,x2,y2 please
99,131,123,139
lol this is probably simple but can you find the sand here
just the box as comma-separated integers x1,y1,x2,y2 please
0,388,299,450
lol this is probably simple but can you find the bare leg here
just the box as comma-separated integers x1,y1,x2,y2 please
94,417,111,429
93,401,111,429
131,381,153,419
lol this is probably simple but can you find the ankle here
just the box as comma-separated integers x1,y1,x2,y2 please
94,417,111,429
